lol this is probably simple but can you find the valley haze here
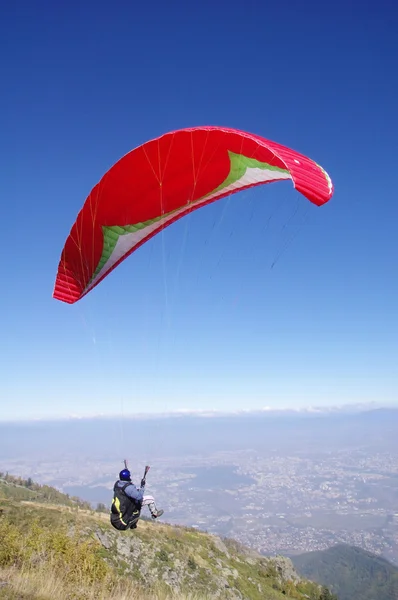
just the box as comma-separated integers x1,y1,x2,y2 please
1,406,397,566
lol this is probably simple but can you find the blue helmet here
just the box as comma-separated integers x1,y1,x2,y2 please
119,469,131,482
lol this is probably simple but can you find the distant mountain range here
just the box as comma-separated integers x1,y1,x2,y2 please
151,405,398,421
292,544,398,600
2,403,397,423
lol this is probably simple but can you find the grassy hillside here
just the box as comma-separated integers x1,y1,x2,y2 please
0,476,331,600
0,473,97,510
292,544,398,600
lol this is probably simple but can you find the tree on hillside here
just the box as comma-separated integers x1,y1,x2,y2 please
320,586,338,600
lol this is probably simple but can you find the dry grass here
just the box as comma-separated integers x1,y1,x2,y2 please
20,500,110,521
0,566,210,600
0,508,213,600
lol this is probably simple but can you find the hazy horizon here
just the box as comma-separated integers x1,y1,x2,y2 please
2,406,397,457
1,401,397,424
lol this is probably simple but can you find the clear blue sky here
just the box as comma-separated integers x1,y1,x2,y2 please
1,0,397,420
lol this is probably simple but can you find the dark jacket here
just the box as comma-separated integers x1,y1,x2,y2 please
110,480,144,530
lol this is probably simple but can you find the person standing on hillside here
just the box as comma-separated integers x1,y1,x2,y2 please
110,468,164,530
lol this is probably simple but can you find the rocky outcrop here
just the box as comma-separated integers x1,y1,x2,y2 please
266,555,302,583
93,524,307,599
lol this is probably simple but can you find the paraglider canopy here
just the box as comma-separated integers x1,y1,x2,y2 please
53,126,333,304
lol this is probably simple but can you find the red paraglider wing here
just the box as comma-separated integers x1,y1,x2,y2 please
53,126,334,304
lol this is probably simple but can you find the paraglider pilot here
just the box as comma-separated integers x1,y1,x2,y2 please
111,467,164,530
